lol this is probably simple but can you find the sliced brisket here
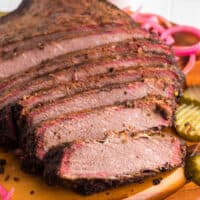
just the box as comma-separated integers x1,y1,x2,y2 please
24,97,174,162
0,52,179,110
24,80,176,127
15,66,181,133
43,132,186,194
16,55,181,108
0,65,181,147
0,0,186,194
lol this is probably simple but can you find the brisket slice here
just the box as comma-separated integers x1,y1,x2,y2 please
43,132,186,195
25,80,176,127
24,97,174,163
0,37,175,93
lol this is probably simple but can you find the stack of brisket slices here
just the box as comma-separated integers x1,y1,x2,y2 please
0,0,186,195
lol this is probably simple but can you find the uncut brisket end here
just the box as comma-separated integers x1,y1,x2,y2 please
24,97,174,163
43,132,186,195
0,0,135,46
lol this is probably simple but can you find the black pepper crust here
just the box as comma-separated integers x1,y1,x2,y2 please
21,156,44,175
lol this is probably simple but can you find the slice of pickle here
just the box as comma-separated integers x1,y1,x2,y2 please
183,86,200,105
185,154,200,185
175,104,200,142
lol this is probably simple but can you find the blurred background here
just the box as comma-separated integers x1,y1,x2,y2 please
0,0,199,27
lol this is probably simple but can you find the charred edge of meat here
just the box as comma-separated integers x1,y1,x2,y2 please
20,126,44,174
0,0,32,25
43,144,69,181
11,105,25,147
61,175,155,195
21,155,44,174
68,176,154,195
176,69,186,87
155,104,171,120
0,106,18,148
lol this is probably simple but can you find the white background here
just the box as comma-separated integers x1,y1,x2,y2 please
0,0,199,28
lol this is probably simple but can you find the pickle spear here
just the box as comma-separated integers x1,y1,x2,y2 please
185,154,200,185
175,104,200,142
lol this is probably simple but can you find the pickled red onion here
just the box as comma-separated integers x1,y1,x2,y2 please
161,25,200,41
123,7,200,74
183,54,196,75
173,42,200,57
0,185,14,200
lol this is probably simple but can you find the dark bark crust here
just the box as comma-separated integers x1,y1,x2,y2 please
0,106,17,148
0,0,137,49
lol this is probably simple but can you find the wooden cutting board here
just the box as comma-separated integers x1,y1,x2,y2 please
0,13,199,200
